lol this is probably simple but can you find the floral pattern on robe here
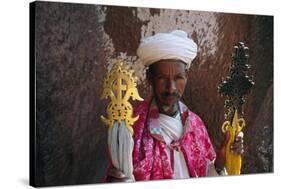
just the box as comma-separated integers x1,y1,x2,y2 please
132,100,216,180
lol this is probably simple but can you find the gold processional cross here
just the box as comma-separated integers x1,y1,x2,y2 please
101,60,143,134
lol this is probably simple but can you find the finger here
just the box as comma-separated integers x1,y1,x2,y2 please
110,177,132,183
231,147,244,155
108,168,126,179
234,137,243,143
123,178,134,183
237,131,244,138
230,141,244,149
231,144,244,155
233,136,244,145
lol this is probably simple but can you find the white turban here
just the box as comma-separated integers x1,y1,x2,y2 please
137,30,198,67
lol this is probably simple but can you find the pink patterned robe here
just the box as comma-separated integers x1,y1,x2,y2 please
132,100,216,180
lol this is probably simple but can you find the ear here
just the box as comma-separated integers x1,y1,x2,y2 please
185,67,189,79
183,63,189,76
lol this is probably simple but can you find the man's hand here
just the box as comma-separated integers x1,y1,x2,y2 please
215,131,244,170
230,132,244,155
107,167,133,182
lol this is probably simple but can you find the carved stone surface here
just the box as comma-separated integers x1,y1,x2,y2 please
35,2,108,186
34,1,273,185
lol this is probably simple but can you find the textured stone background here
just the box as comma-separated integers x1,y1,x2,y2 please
33,1,273,186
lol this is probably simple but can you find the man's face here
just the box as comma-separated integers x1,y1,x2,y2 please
148,59,187,109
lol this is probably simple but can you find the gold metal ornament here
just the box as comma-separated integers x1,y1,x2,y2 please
100,60,143,135
221,109,245,175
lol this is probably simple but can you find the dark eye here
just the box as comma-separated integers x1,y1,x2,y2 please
175,75,185,80
156,75,166,80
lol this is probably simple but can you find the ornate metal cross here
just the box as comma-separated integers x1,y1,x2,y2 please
218,42,255,120
100,60,143,134
218,42,254,175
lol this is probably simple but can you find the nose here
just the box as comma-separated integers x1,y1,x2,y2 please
166,79,177,93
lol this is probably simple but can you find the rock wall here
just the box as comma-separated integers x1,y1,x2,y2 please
35,2,109,186
33,1,273,186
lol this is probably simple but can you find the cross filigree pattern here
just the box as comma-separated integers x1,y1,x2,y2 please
100,60,143,134
218,42,255,119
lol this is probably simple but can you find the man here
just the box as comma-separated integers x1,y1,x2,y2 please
107,30,244,182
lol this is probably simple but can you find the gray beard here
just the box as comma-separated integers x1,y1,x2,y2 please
161,104,179,116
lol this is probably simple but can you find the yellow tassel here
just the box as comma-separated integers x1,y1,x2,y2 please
221,109,245,175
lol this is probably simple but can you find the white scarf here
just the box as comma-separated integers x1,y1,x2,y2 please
159,113,190,179
159,113,222,178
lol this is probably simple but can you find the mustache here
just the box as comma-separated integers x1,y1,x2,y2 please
161,92,180,98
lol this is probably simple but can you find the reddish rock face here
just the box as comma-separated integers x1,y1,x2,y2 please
33,1,273,186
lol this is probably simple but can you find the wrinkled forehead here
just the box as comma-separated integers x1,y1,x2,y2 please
149,59,187,75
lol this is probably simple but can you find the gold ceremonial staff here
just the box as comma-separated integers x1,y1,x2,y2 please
100,59,143,180
218,42,254,175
